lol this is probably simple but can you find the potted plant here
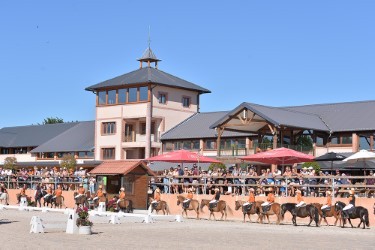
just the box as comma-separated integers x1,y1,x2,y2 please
76,206,93,235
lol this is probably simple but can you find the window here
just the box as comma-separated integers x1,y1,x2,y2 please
182,96,191,107
158,92,167,104
205,140,216,150
118,89,127,104
78,152,87,158
341,136,352,144
128,88,137,102
98,91,106,105
107,90,116,104
124,124,135,142
183,141,192,150
102,148,115,160
139,86,148,101
102,122,116,135
164,142,174,151
237,139,246,148
121,176,134,194
192,140,200,150
140,122,155,135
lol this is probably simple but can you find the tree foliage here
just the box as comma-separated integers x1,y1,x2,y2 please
301,161,321,173
4,156,17,170
60,154,77,171
208,162,227,171
42,117,64,124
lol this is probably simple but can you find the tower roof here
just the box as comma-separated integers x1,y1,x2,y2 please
137,47,161,63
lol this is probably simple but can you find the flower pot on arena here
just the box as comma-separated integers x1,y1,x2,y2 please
78,225,92,235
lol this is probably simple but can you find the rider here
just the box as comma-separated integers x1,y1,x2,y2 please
321,190,332,210
342,188,355,218
17,184,27,204
53,184,63,200
209,188,221,209
183,188,194,208
93,185,104,202
0,183,9,205
43,185,53,200
243,188,256,211
151,187,161,209
75,183,86,199
295,189,306,207
117,187,126,205
261,187,275,210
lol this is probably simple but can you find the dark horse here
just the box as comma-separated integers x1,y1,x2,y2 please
234,200,263,223
74,192,89,208
335,201,369,229
41,190,54,208
280,203,319,227
117,199,134,213
176,195,200,220
200,199,232,221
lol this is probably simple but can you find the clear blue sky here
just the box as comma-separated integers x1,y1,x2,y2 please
1,1,374,128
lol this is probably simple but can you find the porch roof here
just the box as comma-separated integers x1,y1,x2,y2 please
89,160,155,176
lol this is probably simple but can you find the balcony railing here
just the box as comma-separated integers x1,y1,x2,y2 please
219,147,247,157
253,143,313,153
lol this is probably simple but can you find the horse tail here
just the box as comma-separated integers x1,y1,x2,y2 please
364,209,370,227
314,207,319,224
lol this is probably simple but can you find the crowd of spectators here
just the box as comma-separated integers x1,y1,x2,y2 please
0,166,95,192
150,164,375,197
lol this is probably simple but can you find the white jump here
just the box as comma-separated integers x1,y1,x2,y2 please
30,209,78,234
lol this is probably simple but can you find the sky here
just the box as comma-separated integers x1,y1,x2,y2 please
0,1,374,128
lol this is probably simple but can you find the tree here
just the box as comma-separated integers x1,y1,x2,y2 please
4,156,17,170
42,117,64,124
60,154,77,171
301,162,321,173
208,162,227,171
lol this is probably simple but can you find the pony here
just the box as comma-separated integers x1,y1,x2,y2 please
148,197,170,215
280,203,319,227
74,191,89,208
92,194,107,208
41,190,54,208
176,195,200,220
117,199,134,213
311,203,340,226
259,202,282,225
234,200,263,223
200,199,232,221
53,196,65,209
335,201,370,229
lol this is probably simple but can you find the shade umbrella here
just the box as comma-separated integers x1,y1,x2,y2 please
240,147,314,165
314,152,347,174
145,149,221,164
343,149,375,173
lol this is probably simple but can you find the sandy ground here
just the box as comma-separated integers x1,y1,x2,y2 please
0,208,374,250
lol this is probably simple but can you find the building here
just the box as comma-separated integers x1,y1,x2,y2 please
85,46,210,161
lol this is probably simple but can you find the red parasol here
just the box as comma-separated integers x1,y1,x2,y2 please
145,149,221,163
240,147,314,165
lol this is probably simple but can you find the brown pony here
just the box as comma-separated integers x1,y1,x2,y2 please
74,192,89,208
149,197,170,215
259,202,281,225
311,203,340,226
234,200,263,223
200,199,233,221
53,196,65,209
117,199,133,213
176,195,200,220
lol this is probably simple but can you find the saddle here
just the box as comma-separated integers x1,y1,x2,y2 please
183,200,191,209
152,201,159,209
243,203,253,213
262,204,272,213
209,201,218,210
322,206,331,212
343,207,355,218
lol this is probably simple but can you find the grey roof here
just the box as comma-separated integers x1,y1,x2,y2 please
210,102,330,133
0,122,80,148
138,47,160,62
210,100,375,133
31,121,95,153
85,67,210,94
285,100,375,132
161,111,254,140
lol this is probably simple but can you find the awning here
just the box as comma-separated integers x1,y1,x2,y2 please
89,160,155,176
